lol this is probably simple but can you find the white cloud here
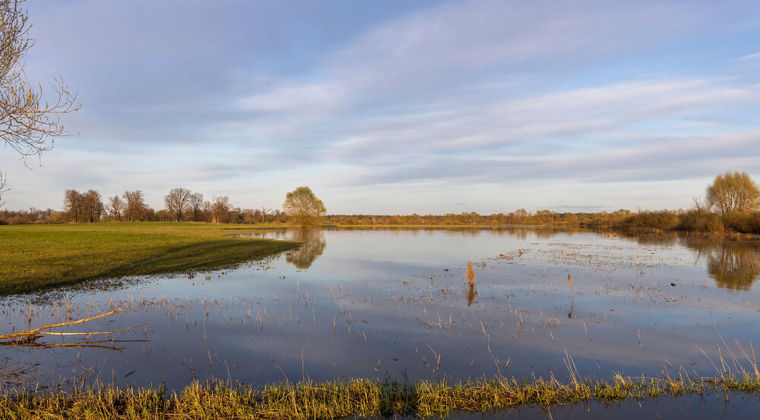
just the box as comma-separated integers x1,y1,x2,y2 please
239,83,344,112
327,77,759,159
740,51,760,61
6,0,760,212
235,0,716,118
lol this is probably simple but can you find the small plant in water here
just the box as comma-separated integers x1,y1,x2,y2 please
466,261,476,287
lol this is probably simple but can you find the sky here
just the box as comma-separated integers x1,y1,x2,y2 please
1,0,760,214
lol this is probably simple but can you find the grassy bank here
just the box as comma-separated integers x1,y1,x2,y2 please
1,375,759,419
0,222,297,295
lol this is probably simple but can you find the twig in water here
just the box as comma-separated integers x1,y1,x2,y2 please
0,308,145,350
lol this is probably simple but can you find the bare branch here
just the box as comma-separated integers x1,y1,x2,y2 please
0,170,7,208
0,0,81,162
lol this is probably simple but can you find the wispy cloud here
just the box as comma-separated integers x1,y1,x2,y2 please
3,0,760,212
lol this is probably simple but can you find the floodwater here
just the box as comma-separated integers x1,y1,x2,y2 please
1,228,760,397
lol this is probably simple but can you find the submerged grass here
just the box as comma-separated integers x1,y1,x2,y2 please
1,375,760,419
0,222,297,295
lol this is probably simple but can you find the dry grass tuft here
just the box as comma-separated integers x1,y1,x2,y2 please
466,261,476,287
1,374,760,419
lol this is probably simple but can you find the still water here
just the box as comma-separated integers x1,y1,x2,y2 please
1,228,759,393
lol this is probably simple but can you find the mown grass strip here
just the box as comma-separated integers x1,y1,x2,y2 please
0,222,297,295
1,375,759,419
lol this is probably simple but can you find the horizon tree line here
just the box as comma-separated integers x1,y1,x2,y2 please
1,173,759,234
54,187,286,224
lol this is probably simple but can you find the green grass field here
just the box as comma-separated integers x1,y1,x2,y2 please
0,222,297,295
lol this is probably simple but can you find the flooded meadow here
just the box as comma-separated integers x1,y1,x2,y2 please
2,227,760,404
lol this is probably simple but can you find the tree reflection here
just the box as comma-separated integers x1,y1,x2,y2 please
285,228,326,269
685,239,760,291
615,232,760,291
705,244,760,291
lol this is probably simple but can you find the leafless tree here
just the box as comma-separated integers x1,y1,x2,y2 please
122,190,147,221
202,200,212,222
63,189,101,222
81,189,103,222
0,0,80,160
107,195,124,221
189,192,204,221
63,189,82,222
211,196,231,223
164,187,192,222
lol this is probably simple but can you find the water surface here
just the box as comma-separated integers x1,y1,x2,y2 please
2,228,759,393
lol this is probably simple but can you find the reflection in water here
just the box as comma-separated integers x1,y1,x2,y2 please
616,232,760,291
8,227,760,394
285,229,327,269
467,285,477,307
278,227,760,291
568,274,574,319
684,239,760,290
617,230,680,247
704,244,760,291
466,261,477,306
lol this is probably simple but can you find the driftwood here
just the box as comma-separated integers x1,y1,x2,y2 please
0,308,147,350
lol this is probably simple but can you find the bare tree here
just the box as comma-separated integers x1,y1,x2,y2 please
0,0,80,160
107,194,124,221
64,189,103,223
259,207,269,223
211,196,231,223
81,189,103,222
189,192,204,221
164,187,192,222
202,200,212,222
122,190,147,221
63,189,82,222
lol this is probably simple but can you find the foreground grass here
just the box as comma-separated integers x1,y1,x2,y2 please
1,375,759,419
0,222,297,295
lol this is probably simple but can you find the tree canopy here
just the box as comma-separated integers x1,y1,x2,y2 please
283,186,326,227
706,171,759,216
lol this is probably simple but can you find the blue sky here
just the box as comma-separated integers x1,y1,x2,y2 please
2,0,760,214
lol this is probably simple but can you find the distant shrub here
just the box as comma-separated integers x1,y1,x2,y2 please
678,209,724,233
724,212,760,234
6,216,30,225
0,220,8,225
614,211,681,231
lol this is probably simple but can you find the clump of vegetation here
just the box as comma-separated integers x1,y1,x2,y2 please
613,210,680,231
678,207,725,233
1,374,760,419
466,261,476,286
612,172,760,235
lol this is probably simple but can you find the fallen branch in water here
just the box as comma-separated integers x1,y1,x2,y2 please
0,308,146,349
0,338,149,351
